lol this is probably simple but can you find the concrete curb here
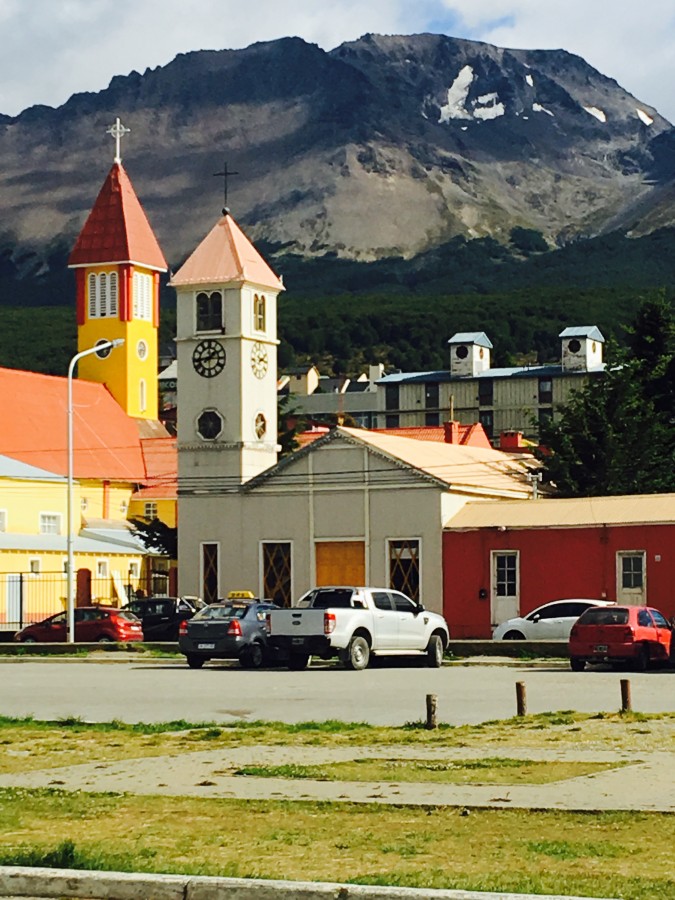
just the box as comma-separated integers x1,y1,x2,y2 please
0,867,617,899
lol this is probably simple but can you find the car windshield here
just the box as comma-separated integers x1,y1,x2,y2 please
577,607,629,626
193,604,250,620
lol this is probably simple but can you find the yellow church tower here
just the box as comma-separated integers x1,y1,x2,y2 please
68,118,167,420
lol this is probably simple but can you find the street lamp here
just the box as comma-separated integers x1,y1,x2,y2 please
67,339,124,643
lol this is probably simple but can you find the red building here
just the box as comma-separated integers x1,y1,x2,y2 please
443,493,675,638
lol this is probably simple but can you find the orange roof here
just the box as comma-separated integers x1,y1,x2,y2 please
138,436,177,498
0,367,146,481
68,162,167,271
170,212,284,290
374,424,492,448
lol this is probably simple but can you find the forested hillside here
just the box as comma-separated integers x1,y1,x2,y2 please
2,229,675,376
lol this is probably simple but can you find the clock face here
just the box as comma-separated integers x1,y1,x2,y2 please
251,342,269,379
192,340,226,378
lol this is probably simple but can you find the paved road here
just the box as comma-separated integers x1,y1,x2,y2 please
2,658,675,725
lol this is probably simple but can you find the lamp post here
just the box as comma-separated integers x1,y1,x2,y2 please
67,339,124,643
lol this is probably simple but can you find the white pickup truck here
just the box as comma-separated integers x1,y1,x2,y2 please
267,586,450,671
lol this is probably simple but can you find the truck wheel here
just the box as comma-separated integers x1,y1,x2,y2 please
343,635,370,670
186,655,205,669
426,634,444,668
288,653,310,670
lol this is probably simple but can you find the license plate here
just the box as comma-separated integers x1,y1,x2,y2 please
292,637,305,646
198,643,215,650
594,644,608,653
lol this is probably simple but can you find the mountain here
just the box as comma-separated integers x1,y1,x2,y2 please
1,31,675,280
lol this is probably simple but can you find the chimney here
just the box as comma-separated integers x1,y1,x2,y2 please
444,420,461,444
500,430,525,450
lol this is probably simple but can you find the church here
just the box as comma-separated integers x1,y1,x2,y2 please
169,195,535,613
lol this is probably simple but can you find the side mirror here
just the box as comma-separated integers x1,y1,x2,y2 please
532,613,541,623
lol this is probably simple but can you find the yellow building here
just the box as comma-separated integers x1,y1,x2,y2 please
0,454,146,629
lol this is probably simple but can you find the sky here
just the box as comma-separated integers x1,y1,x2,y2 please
1,0,675,122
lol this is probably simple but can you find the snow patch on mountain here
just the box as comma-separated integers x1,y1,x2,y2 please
636,108,654,125
438,69,504,122
533,103,554,117
525,74,534,88
439,66,474,122
584,106,607,123
474,93,505,120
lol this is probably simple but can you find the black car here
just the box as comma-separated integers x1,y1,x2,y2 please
179,596,279,669
122,595,205,641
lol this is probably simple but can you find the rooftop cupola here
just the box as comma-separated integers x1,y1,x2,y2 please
559,326,605,373
448,332,492,377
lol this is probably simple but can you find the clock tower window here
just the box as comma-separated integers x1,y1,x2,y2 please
196,291,223,332
87,272,118,319
253,293,266,332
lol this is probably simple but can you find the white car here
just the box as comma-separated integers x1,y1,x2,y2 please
492,599,616,641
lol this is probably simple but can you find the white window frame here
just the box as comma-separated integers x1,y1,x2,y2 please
87,271,118,319
386,537,422,604
0,509,6,532
128,561,140,579
144,501,158,520
39,512,62,535
200,541,220,603
253,293,266,333
29,558,41,575
616,550,647,604
259,539,294,607
97,559,109,579
139,378,147,413
132,272,153,321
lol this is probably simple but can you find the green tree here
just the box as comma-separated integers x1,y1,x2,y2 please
538,299,675,496
129,518,177,558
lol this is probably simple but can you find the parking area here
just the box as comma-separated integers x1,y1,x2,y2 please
2,657,675,726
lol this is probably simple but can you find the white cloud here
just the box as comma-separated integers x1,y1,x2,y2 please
0,0,674,122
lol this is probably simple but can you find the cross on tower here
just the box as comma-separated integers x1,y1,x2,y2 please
106,117,131,163
213,159,239,214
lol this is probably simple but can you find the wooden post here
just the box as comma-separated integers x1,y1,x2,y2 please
620,679,632,713
426,693,438,730
516,681,527,716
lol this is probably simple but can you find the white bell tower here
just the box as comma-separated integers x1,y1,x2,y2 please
171,212,284,488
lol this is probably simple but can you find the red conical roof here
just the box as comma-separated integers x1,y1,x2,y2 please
170,212,283,291
69,162,167,271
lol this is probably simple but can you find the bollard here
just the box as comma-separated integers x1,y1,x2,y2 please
426,693,438,729
516,681,527,716
620,678,632,713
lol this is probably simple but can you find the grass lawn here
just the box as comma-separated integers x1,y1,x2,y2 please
0,712,674,899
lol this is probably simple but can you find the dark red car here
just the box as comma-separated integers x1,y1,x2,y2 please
569,605,673,671
14,606,144,643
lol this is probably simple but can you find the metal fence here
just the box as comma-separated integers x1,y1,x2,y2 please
0,569,170,631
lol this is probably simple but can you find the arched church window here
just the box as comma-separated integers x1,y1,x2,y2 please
133,272,152,321
87,271,119,319
254,293,266,332
196,291,223,333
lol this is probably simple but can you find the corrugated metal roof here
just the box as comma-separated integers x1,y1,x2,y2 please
377,364,605,385
339,427,534,497
447,332,493,348
445,493,675,529
0,454,65,482
68,163,167,271
170,213,284,290
0,531,144,554
0,368,146,481
559,326,605,342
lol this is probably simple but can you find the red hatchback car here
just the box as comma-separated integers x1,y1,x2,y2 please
569,605,673,671
14,606,144,643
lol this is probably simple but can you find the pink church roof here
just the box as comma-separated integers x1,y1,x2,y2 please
68,162,167,271
170,213,283,291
